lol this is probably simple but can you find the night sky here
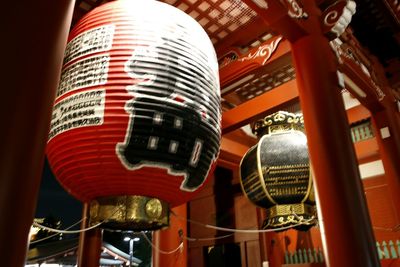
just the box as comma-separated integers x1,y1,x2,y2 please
35,157,82,227
34,158,153,265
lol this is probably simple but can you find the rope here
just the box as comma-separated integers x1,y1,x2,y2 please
33,220,102,234
171,210,304,233
203,222,302,233
31,204,127,235
30,219,84,244
140,231,183,254
183,233,234,242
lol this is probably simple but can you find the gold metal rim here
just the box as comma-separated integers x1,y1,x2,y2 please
89,195,169,231
266,203,316,218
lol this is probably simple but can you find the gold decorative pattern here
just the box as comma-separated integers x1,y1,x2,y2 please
253,111,304,136
263,203,317,229
90,195,169,230
238,36,283,65
240,111,317,230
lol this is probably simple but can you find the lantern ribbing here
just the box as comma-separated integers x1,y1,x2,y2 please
47,0,221,230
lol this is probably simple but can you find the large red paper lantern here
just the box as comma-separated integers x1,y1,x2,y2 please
46,0,221,230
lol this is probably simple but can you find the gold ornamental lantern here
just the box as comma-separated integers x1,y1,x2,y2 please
240,111,317,230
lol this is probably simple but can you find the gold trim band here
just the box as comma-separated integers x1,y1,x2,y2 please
89,195,169,230
266,203,315,218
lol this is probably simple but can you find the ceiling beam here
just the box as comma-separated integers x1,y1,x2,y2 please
219,37,292,90
215,17,272,57
240,0,306,42
221,79,298,134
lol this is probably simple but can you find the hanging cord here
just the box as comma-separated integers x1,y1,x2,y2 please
183,233,234,242
140,231,183,254
170,210,304,233
30,218,84,244
32,203,127,235
33,219,102,234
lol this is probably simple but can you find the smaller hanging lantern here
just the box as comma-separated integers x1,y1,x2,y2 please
240,111,317,230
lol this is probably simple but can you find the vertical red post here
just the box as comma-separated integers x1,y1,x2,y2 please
153,204,187,267
77,203,103,267
0,1,75,266
371,108,400,219
257,209,283,267
290,2,380,266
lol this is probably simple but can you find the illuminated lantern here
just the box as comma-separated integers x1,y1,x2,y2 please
46,0,221,230
240,111,317,230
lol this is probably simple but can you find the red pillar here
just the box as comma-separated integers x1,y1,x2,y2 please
153,204,187,267
371,107,400,220
290,3,380,266
0,1,75,266
257,209,283,267
77,203,103,267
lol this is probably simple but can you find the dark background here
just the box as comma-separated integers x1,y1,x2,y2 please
34,158,152,266
35,158,82,227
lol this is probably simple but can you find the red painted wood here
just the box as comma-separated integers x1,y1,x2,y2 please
381,259,400,267
339,57,385,112
346,105,371,124
77,203,102,267
0,1,75,266
219,38,291,90
153,204,187,267
290,4,380,266
282,264,325,267
257,209,284,267
221,79,298,133
215,17,270,57
371,109,400,222
240,0,306,42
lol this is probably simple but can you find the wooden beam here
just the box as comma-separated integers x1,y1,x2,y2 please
215,17,271,57
347,104,371,124
240,0,306,42
221,79,298,134
219,136,250,162
340,57,385,112
354,138,380,164
219,38,291,90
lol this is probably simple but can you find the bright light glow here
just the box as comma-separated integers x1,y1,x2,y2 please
342,90,360,110
291,131,307,146
124,236,140,242
359,160,384,179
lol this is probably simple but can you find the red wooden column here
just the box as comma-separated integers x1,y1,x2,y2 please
0,1,75,266
369,56,400,220
290,2,380,266
371,108,400,219
257,209,283,267
153,204,187,267
77,203,103,267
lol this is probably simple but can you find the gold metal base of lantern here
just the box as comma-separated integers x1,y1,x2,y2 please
267,203,315,218
89,195,169,231
263,203,317,230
